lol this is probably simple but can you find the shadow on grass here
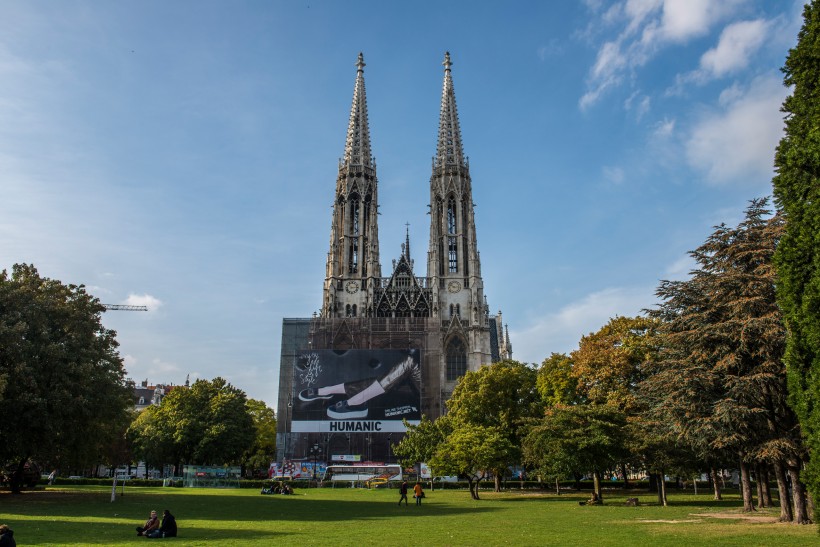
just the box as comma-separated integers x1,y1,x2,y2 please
3,489,502,545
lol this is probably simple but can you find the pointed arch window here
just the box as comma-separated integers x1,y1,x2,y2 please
447,196,458,273
446,337,467,381
349,239,358,274
350,195,360,235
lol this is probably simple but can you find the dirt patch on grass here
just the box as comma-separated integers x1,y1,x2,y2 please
692,511,779,524
637,518,703,524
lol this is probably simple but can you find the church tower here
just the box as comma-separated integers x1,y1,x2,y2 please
322,53,382,318
278,52,511,464
427,52,494,382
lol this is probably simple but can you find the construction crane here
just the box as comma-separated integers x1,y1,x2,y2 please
103,304,148,311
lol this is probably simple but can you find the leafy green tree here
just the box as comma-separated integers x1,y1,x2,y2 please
536,353,579,406
522,404,627,502
643,200,809,520
129,377,255,470
428,424,514,500
771,0,820,519
0,264,133,492
446,360,543,491
242,399,277,476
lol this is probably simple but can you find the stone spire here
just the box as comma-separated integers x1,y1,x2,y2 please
322,53,381,318
435,52,467,170
343,52,373,168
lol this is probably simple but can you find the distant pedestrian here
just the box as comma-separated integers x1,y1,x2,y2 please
413,482,423,505
398,480,409,506
47,470,56,485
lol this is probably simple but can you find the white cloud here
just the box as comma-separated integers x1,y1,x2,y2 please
700,19,770,78
124,293,163,311
512,286,656,364
655,0,746,43
653,117,675,138
685,75,787,184
580,0,749,109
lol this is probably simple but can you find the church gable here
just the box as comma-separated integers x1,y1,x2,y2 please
373,245,432,318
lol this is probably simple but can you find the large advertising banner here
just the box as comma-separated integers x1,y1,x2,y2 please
291,349,421,433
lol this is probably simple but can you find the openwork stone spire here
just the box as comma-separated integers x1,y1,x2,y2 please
435,52,467,170
322,52,381,318
343,52,373,168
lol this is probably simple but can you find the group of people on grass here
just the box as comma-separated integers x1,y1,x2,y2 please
136,509,177,539
398,480,424,506
261,481,293,495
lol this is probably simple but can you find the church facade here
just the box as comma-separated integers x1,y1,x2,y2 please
276,53,510,464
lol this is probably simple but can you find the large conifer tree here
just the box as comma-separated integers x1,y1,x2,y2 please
772,0,820,514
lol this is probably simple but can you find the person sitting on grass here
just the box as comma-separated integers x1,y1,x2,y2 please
146,510,177,539
0,524,16,547
136,510,159,536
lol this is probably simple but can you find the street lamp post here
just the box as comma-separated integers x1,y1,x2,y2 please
309,443,321,485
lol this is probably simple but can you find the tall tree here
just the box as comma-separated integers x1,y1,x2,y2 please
446,360,543,491
0,264,133,492
643,200,809,520
522,404,627,502
771,0,820,517
129,377,255,469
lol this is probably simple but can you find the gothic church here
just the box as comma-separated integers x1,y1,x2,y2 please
276,53,511,463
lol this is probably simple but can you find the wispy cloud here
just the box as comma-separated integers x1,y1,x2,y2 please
685,75,787,184
580,0,749,109
512,286,656,364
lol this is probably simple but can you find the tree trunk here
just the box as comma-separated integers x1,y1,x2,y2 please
494,473,501,493
755,463,766,509
469,477,481,500
620,463,629,489
787,466,811,524
762,465,772,507
656,472,667,506
555,477,560,495
710,468,722,500
10,458,27,494
773,460,793,522
740,460,755,512
593,470,602,503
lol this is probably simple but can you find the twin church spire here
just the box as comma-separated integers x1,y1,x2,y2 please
322,52,484,324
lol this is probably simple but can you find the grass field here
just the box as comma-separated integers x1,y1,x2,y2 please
1,484,816,546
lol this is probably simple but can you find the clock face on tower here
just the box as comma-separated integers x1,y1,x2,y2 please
345,280,360,294
447,280,462,293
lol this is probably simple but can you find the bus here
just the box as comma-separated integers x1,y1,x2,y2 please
322,464,402,485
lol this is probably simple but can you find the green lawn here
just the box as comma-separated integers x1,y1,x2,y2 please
1,485,816,546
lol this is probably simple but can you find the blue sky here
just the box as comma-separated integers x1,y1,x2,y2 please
1,0,803,408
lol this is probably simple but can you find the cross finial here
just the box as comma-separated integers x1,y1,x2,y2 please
356,52,365,73
443,51,452,72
